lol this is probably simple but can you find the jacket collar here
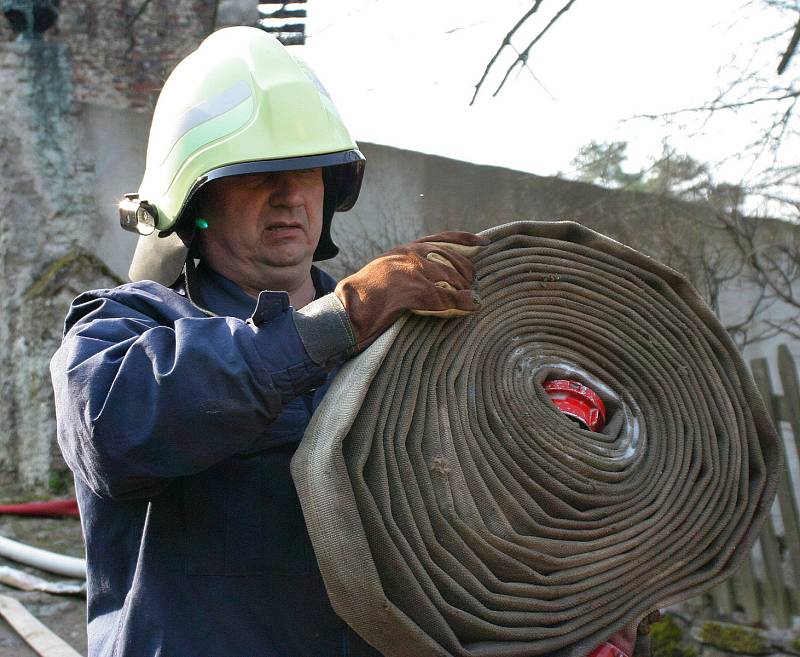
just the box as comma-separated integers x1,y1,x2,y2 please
178,259,334,320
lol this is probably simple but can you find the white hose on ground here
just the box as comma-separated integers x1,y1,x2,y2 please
0,565,85,596
0,536,85,580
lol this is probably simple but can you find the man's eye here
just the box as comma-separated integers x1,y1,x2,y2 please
296,168,319,175
244,173,275,186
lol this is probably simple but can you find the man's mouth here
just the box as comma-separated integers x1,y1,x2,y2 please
265,222,303,233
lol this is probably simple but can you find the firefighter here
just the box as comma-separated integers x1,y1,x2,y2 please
50,26,636,657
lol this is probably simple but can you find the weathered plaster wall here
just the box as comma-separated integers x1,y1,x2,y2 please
67,122,800,376
0,40,121,492
0,1,216,492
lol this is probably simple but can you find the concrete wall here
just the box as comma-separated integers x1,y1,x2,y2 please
337,144,800,366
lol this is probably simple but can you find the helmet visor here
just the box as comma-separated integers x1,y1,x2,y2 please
184,149,365,214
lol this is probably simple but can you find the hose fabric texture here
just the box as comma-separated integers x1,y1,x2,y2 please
292,221,781,657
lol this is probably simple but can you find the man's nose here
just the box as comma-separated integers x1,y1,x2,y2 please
269,172,305,208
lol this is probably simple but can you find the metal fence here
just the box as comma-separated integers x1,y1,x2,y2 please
698,344,800,628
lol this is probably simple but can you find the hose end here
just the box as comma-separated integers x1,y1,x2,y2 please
543,379,607,432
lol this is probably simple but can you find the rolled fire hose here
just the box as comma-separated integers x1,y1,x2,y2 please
292,221,781,657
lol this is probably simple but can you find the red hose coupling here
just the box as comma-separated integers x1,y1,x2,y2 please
586,642,629,657
542,379,606,432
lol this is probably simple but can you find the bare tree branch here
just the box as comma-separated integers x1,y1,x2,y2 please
777,14,800,74
634,89,800,118
475,1,799,216
492,0,580,99
470,0,545,105
470,0,579,104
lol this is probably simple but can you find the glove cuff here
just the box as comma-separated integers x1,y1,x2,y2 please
293,293,356,369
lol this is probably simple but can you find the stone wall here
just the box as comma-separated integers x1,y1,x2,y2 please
0,1,218,110
651,613,800,657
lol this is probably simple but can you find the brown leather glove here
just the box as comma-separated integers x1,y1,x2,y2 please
334,231,489,351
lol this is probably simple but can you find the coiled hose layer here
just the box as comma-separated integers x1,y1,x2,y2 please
292,221,781,657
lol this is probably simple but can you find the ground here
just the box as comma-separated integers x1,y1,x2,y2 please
0,514,87,656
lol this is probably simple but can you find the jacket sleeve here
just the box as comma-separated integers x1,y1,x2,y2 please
50,285,354,500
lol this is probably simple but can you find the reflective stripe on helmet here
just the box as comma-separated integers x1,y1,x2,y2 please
153,80,253,168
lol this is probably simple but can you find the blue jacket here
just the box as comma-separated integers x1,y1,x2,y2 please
50,263,382,657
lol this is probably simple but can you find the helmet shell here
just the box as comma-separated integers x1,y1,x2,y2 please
140,26,360,231
127,27,364,284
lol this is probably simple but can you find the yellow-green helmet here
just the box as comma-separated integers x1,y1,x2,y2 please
122,26,365,285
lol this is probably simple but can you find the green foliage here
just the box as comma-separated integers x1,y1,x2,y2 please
650,615,698,657
571,140,743,211
640,143,710,197
698,621,767,654
571,140,642,188
791,636,800,653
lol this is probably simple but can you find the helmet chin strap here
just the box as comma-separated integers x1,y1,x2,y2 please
181,257,215,318
312,193,339,262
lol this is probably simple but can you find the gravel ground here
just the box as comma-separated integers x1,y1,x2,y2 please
0,515,87,657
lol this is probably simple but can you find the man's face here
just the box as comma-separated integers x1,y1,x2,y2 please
197,168,324,286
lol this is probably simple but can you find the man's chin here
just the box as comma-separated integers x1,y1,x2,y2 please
259,251,313,270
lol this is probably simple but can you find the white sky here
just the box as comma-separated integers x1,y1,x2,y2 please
293,0,792,185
